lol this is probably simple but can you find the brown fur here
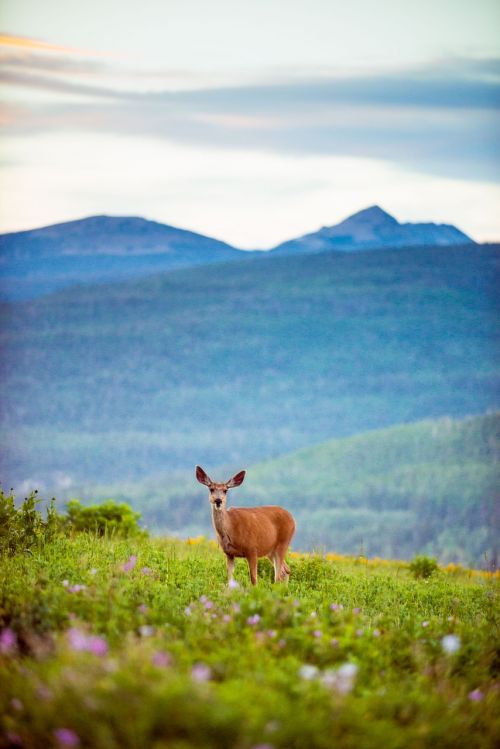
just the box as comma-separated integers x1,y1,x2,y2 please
196,466,296,585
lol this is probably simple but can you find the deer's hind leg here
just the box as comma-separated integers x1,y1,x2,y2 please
272,545,290,583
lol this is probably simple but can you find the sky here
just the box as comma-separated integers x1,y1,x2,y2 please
1,0,499,247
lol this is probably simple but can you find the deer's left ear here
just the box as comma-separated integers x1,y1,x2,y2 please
227,470,246,488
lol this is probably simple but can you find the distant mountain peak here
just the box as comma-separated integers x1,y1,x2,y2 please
272,205,474,255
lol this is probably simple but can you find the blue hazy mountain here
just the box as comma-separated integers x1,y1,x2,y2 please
0,207,475,300
271,205,474,254
0,215,245,300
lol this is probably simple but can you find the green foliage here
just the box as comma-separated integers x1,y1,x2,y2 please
409,555,439,579
0,487,62,555
65,498,143,537
0,533,499,748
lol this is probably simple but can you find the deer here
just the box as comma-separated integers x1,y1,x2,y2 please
195,465,296,586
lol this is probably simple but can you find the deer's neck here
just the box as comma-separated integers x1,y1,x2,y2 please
211,507,235,552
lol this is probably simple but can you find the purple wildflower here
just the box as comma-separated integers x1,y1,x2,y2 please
228,578,240,589
139,625,154,637
121,555,137,572
152,650,172,668
204,600,214,610
247,614,261,626
141,566,152,575
54,728,80,747
222,614,231,623
352,607,361,615
67,628,88,652
267,629,277,638
184,606,192,616
87,636,108,657
231,602,241,613
138,604,148,614
468,688,483,702
191,663,212,682
68,584,86,593
0,628,17,654
313,630,322,638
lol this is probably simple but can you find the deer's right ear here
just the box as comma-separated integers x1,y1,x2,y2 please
196,466,212,486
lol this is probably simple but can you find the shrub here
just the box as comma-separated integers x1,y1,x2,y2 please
409,555,439,579
0,488,62,555
65,499,144,536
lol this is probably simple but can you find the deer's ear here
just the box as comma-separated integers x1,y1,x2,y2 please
196,466,212,486
227,470,246,488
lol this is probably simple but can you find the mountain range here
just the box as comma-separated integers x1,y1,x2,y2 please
0,206,475,300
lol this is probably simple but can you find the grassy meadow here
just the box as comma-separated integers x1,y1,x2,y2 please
1,516,499,748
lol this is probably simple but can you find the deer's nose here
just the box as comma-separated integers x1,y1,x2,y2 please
215,498,222,507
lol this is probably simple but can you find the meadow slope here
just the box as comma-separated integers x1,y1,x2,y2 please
1,532,499,748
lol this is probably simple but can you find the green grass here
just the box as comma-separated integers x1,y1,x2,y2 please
1,533,499,748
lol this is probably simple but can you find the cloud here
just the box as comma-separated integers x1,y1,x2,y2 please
0,31,109,57
1,52,499,182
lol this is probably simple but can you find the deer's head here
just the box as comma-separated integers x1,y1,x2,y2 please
195,466,246,511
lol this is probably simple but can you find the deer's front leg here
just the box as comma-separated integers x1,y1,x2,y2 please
226,555,234,584
246,552,258,586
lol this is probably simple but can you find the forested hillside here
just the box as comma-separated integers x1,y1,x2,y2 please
1,244,498,491
73,414,499,566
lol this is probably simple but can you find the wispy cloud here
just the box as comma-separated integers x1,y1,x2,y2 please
1,46,499,182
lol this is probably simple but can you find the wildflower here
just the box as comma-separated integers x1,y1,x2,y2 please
0,628,17,654
152,650,172,668
222,614,231,623
89,568,97,576
309,611,317,618
141,567,152,575
232,603,241,613
468,688,483,702
352,607,361,615
329,603,343,611
139,625,154,637
68,584,86,593
251,744,275,749
313,630,322,638
331,638,339,648
204,600,214,610
278,639,286,648
200,595,208,603
184,606,192,616
373,629,381,637
67,628,88,652
191,663,212,682
121,555,137,572
6,733,22,747
422,621,429,628
247,614,261,626
298,664,319,680
54,728,80,747
11,698,23,711
87,636,108,657
335,663,358,695
293,599,300,607
356,629,364,637
62,580,69,587
267,629,277,638
441,634,461,654
228,578,240,589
